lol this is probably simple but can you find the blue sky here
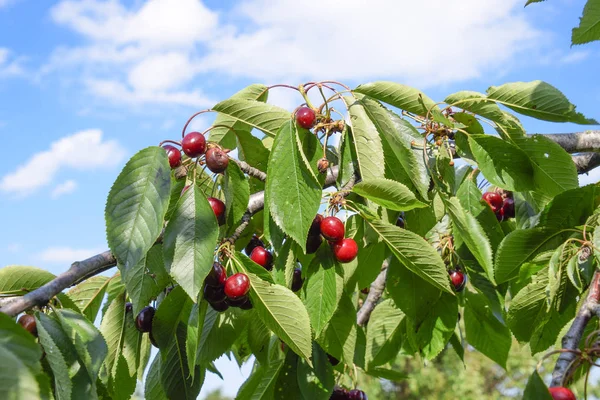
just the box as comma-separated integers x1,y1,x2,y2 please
0,0,599,397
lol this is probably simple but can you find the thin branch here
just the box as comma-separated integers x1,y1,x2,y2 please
232,158,267,182
357,259,389,326
529,131,600,154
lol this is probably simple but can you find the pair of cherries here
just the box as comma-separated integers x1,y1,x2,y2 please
330,386,367,400
311,215,358,263
481,191,515,222
163,131,229,174
203,262,252,312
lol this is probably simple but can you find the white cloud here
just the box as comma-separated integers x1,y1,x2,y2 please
51,180,77,198
0,129,126,197
37,246,105,263
559,50,591,65
0,47,24,78
0,0,18,9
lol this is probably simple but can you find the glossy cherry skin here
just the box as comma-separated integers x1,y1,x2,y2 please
333,238,358,263
18,314,37,336
291,268,303,292
203,284,227,303
502,197,515,219
250,246,273,270
245,235,265,256
481,192,503,213
396,217,405,228
135,306,155,333
204,262,227,287
320,216,345,242
306,233,323,254
125,302,133,313
295,106,316,129
208,197,226,226
205,147,229,173
226,294,252,310
309,214,324,235
348,389,368,400
163,145,182,169
224,273,250,299
449,270,467,292
330,386,349,400
495,207,505,222
549,387,576,400
209,299,229,312
182,131,206,158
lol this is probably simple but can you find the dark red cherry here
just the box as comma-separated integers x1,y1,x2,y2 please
17,314,37,337
320,216,345,242
330,386,349,400
306,233,323,254
348,389,368,400
245,235,265,256
327,353,340,366
208,197,226,226
209,300,229,312
135,306,155,333
309,214,324,235
182,131,206,158
449,270,467,292
226,294,252,309
396,217,405,228
332,238,358,263
149,331,159,348
481,192,503,213
291,268,303,292
205,262,227,287
549,387,576,400
496,207,505,222
125,302,133,313
203,284,227,303
295,106,316,129
224,273,250,299
205,147,229,174
250,246,273,271
163,145,182,168
239,297,253,310
502,197,515,219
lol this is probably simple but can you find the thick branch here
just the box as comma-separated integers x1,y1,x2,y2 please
357,260,389,326
232,159,267,182
530,131,600,153
572,153,600,175
551,270,600,387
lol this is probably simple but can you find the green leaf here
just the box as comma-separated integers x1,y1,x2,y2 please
495,228,569,283
186,302,206,378
0,313,42,368
365,299,404,368
444,91,506,124
296,343,334,400
67,276,110,322
487,81,598,124
464,292,511,368
468,135,535,191
266,120,321,253
0,345,42,400
572,0,600,45
248,316,271,366
153,286,193,350
145,356,167,400
523,370,553,400
99,289,126,379
353,178,427,211
354,81,441,117
539,185,600,229
163,185,219,300
358,206,453,293
354,242,387,290
316,293,357,367
105,146,172,272
409,293,458,360
224,160,250,227
236,129,270,183
444,196,495,283
111,353,137,400
0,265,55,294
343,96,386,182
212,98,291,138
386,258,441,328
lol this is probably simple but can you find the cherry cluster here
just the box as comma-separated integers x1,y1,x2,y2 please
309,215,358,263
163,130,229,174
330,386,368,400
246,235,274,270
203,262,252,312
481,191,515,222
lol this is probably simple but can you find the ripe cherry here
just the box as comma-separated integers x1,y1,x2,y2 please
502,197,515,219
224,273,250,299
333,238,358,263
481,192,503,213
226,294,252,310
208,197,226,226
295,106,316,129
203,284,227,303
18,314,37,337
496,206,505,222
125,302,133,313
163,145,182,168
327,353,340,366
245,235,265,256
205,262,227,287
306,233,323,254
320,216,345,242
449,270,467,292
135,306,155,333
330,386,349,400
205,147,229,174
209,300,229,312
396,217,405,228
348,389,368,400
549,387,576,400
291,268,303,292
182,131,206,158
250,246,273,270
309,214,323,235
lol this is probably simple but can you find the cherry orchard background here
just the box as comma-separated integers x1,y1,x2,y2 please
0,0,599,398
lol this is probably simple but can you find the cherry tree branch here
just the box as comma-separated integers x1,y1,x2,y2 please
572,153,600,174
357,260,389,326
231,159,267,182
530,131,600,153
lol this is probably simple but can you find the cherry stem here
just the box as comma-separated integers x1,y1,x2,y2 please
181,109,214,138
159,139,182,147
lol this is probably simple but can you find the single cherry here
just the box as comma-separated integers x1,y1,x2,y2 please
291,268,303,292
502,197,515,219
330,386,349,400
327,353,340,366
17,314,37,337
208,197,226,226
203,284,227,303
309,214,324,235
320,216,345,242
332,238,358,263
209,299,229,312
495,207,505,222
204,262,227,287
245,235,265,256
348,389,368,400
396,217,405,228
250,246,273,270
306,233,323,254
224,273,250,299
549,387,576,400
295,106,316,129
163,145,182,169
226,294,252,309
125,302,133,313
135,306,155,333
205,147,229,174
181,131,206,158
449,270,467,292
239,298,253,310
361,287,370,295
481,192,503,213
